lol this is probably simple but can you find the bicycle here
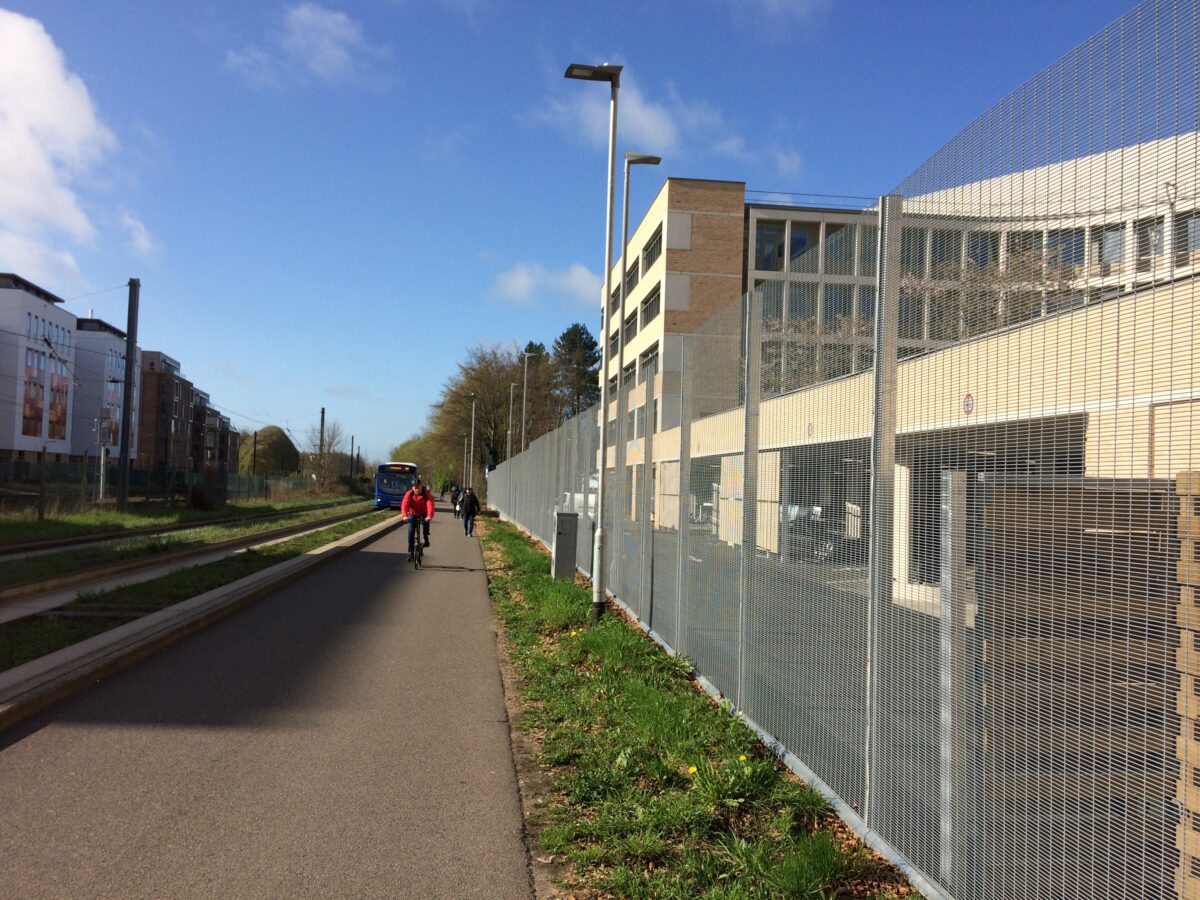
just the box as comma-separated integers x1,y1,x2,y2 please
406,515,426,569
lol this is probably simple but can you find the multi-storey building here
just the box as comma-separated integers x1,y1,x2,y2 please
71,318,139,462
190,391,239,475
136,351,194,474
0,274,77,461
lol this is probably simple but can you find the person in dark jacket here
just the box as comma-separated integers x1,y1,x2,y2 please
451,487,461,518
401,480,435,558
460,487,480,537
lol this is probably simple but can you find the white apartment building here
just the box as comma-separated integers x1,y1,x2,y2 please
71,318,140,462
0,274,77,460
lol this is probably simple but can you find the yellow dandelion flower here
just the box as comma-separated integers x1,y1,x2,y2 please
570,630,577,636
687,765,697,775
738,755,747,762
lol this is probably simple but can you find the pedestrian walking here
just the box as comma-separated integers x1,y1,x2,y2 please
451,487,462,518
460,487,480,537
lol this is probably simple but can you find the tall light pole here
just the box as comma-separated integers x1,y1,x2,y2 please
468,393,477,488
617,152,661,389
507,382,518,461
461,433,467,488
565,61,621,625
521,350,539,452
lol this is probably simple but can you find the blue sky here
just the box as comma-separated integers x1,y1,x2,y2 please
1,0,1137,461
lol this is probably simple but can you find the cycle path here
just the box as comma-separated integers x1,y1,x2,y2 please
0,502,532,899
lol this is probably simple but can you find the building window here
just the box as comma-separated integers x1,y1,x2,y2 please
930,229,962,279
787,283,818,334
25,312,31,336
859,224,878,277
762,288,783,331
624,261,639,295
967,231,1000,270
638,343,658,383
825,223,855,276
1006,230,1044,282
1175,212,1200,267
928,289,961,340
900,227,926,278
1090,224,1124,276
640,284,661,328
898,288,924,341
755,220,786,271
857,286,877,335
642,225,662,270
608,330,619,358
621,361,636,385
822,285,854,336
610,287,620,316
1135,217,1164,272
788,222,819,274
1047,228,1085,272
623,311,638,344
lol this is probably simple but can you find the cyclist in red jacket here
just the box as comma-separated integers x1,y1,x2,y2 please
401,480,435,560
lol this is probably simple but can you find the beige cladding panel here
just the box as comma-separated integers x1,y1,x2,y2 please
1086,408,1152,478
1153,400,1200,480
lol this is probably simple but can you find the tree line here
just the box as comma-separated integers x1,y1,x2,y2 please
389,322,600,493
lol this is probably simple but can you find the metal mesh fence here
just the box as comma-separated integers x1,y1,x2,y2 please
491,2,1200,895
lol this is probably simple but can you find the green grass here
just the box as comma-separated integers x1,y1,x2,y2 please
0,509,398,672
0,495,361,547
482,520,911,899
0,502,373,591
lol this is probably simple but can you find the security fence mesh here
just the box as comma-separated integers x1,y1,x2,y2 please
490,2,1200,896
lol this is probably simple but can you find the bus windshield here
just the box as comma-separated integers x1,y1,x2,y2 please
378,473,415,494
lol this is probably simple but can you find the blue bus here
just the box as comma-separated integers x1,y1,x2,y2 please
375,461,419,509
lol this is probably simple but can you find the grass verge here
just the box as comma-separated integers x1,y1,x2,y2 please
0,509,398,672
0,495,361,547
0,502,371,591
481,519,915,900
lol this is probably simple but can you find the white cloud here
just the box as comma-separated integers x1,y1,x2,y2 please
227,3,384,89
719,0,832,21
491,262,601,307
282,3,363,80
0,231,81,287
541,73,695,156
119,211,160,259
0,10,115,243
774,149,803,177
0,10,118,289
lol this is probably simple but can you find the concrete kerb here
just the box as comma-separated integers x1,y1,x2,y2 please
0,512,403,734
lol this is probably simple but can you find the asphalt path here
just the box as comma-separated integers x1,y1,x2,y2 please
0,504,532,899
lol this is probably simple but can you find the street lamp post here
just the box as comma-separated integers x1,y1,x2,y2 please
565,60,621,625
521,350,539,452
612,150,661,615
507,382,518,461
461,434,467,488
468,393,477,488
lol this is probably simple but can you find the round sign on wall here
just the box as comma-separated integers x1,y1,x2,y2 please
963,393,975,415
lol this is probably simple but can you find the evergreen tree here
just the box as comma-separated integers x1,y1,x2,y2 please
551,323,601,418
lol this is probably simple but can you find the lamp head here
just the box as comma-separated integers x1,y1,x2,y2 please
563,62,622,85
625,152,662,167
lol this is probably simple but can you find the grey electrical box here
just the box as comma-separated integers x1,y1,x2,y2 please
552,511,578,580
